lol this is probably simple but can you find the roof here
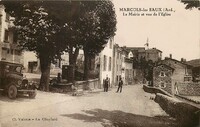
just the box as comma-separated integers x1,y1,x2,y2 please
122,47,145,53
163,57,193,68
126,47,145,50
154,64,175,71
146,48,162,53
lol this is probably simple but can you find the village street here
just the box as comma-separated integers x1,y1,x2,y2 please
0,85,178,127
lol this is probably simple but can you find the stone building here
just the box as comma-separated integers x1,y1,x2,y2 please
125,47,162,62
153,64,174,94
0,5,23,64
145,48,162,62
153,56,193,94
160,57,193,83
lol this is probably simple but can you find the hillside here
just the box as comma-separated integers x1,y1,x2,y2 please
187,59,200,67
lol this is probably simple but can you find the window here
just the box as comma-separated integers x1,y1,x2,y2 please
7,49,10,54
109,40,112,49
0,16,2,25
11,49,14,54
184,76,192,82
103,55,107,71
13,32,18,44
55,59,61,68
117,52,119,59
159,71,165,77
5,13,10,22
160,82,166,88
4,30,9,42
2,48,7,60
108,57,111,71
15,50,21,55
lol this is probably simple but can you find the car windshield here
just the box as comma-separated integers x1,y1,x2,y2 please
8,65,22,73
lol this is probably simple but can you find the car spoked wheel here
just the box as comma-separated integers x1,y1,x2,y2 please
8,85,17,99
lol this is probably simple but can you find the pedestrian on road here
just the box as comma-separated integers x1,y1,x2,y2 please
116,77,123,93
104,76,109,92
174,82,179,95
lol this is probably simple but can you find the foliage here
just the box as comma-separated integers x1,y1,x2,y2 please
74,1,117,80
133,57,155,83
179,0,200,10
3,1,69,61
2,0,116,84
2,1,71,90
79,1,117,55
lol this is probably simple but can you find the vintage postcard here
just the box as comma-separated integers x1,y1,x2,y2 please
0,0,199,127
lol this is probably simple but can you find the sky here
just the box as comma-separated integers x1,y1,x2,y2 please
112,0,200,61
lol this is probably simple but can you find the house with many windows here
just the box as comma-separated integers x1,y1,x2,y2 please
0,5,23,64
98,37,114,88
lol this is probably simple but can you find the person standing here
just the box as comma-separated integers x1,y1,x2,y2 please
116,77,123,93
104,77,109,92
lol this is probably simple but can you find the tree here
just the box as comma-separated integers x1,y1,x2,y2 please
179,0,200,10
70,1,116,80
50,1,117,82
45,1,116,82
3,1,70,91
3,0,117,88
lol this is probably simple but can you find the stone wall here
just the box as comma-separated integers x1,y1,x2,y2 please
143,85,172,97
155,93,199,127
177,82,200,96
50,78,100,93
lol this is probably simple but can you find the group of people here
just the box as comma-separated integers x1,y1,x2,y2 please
103,76,123,93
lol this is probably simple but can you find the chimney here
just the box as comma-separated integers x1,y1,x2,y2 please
181,58,183,62
181,58,186,63
169,54,172,59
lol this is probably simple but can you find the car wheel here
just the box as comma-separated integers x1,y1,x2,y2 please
28,90,37,98
7,84,17,99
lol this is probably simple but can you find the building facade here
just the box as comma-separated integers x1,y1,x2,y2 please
0,5,23,64
145,48,162,62
154,57,193,94
121,48,133,85
112,44,122,86
153,64,174,94
99,38,114,87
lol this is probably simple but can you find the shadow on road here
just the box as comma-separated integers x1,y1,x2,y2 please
61,109,178,127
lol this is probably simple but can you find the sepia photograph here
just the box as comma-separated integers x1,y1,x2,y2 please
0,0,199,127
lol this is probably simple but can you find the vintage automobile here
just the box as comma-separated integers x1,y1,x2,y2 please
0,61,37,99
